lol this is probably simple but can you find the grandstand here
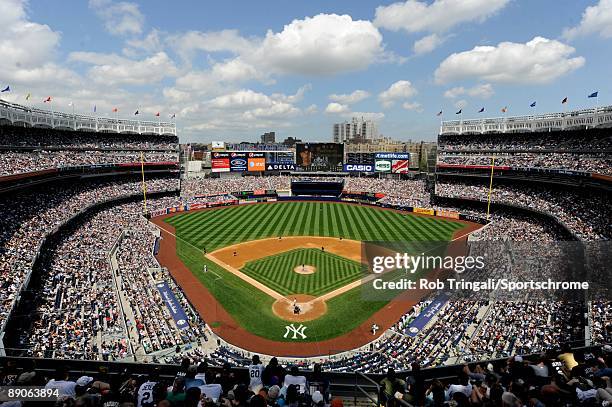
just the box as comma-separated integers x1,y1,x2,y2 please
0,98,610,407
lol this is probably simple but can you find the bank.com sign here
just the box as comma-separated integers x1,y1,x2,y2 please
343,164,373,172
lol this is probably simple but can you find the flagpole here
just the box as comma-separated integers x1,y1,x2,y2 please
140,151,148,214
486,156,495,221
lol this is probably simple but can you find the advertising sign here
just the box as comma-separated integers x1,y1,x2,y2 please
229,152,247,172
375,152,410,160
266,163,296,171
375,160,391,172
156,282,190,330
407,294,448,337
211,152,230,172
247,152,266,172
212,141,225,151
391,159,410,173
343,164,374,172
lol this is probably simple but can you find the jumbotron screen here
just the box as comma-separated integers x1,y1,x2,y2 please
295,142,344,171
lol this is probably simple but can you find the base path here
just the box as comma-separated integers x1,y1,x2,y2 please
151,202,483,357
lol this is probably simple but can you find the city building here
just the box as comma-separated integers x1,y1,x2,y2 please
261,131,276,144
333,117,380,143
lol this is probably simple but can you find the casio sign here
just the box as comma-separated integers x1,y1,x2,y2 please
344,164,373,172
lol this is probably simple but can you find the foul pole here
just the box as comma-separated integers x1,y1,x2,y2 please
140,151,148,214
486,156,495,220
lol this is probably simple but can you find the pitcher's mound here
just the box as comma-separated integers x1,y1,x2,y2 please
272,294,327,322
294,265,316,275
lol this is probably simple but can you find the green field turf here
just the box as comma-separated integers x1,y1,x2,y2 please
240,248,363,296
165,201,465,342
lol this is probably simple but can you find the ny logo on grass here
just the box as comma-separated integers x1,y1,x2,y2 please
283,324,307,339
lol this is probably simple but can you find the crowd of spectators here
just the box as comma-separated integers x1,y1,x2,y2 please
0,177,179,336
23,195,206,361
0,126,178,150
437,152,611,175
344,178,430,208
0,151,179,175
116,228,207,356
181,176,292,197
438,130,612,151
2,345,612,406
0,125,179,176
435,180,611,240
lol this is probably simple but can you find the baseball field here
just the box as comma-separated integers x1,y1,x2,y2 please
154,201,473,354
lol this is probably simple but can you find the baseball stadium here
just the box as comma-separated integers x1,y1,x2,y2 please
0,1,611,406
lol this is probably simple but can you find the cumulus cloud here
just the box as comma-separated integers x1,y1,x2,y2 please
324,102,350,114
444,83,494,99
402,101,423,112
378,80,418,107
70,51,178,85
413,33,446,54
0,0,79,87
454,99,468,109
89,0,144,36
328,90,371,104
434,37,585,84
563,0,612,39
168,29,255,62
254,14,385,75
374,0,510,33
374,0,509,53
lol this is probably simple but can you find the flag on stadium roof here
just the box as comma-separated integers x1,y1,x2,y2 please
68,101,73,107
530,101,536,107
455,109,462,114
25,93,31,100
43,96,52,103
588,91,598,98
478,107,485,113
561,97,568,104
155,112,160,117
93,105,97,113
436,110,442,116
1,85,10,92
134,110,139,115
112,107,118,112
501,106,508,113
170,113,176,119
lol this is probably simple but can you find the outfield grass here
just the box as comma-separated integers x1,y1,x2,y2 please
166,202,465,342
241,248,363,296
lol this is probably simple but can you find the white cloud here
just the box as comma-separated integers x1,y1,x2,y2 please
89,0,144,36
413,33,446,54
402,101,423,112
169,29,255,62
434,37,585,84
210,58,263,83
444,83,494,99
70,51,178,85
0,0,80,87
325,102,350,114
374,0,510,33
378,80,418,107
454,99,468,109
349,112,385,121
254,14,385,75
563,0,612,39
305,104,318,114
329,90,370,104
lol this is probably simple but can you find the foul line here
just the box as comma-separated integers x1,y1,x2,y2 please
150,220,223,280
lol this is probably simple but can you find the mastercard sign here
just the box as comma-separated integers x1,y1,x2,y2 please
248,157,266,171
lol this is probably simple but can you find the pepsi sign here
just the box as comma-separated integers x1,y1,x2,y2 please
343,164,374,172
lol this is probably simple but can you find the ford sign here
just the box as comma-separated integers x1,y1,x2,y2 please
343,164,374,172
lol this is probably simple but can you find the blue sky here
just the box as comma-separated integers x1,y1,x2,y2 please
1,0,611,142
